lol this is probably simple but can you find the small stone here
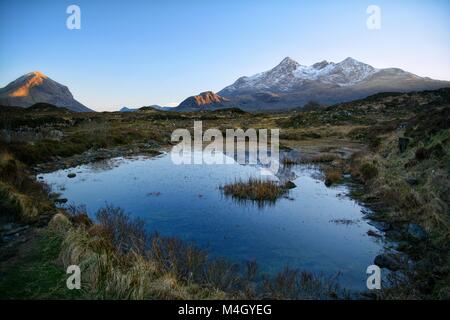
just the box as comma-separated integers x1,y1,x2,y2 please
367,230,382,238
406,177,419,186
283,181,297,189
67,173,76,178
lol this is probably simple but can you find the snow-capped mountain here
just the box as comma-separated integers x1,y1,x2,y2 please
0,71,92,112
218,57,450,110
219,57,379,95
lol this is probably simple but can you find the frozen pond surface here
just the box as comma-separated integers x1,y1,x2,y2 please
39,153,387,291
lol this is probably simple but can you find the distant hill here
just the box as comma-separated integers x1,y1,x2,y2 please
120,105,174,112
119,106,138,112
141,105,174,111
0,71,92,112
175,91,230,111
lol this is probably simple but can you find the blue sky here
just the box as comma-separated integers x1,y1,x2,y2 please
1,0,449,111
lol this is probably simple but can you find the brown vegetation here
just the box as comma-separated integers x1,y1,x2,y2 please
324,168,342,186
221,178,292,204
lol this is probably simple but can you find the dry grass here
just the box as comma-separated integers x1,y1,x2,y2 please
310,153,340,163
221,177,290,203
55,205,341,300
324,168,342,186
58,205,227,299
282,157,300,166
347,123,450,298
0,151,51,221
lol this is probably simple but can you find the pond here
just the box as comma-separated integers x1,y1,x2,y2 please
38,152,388,291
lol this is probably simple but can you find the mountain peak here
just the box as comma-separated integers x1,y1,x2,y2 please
275,57,300,70
9,71,49,97
339,57,365,67
177,91,229,109
27,71,48,79
0,71,92,112
280,56,298,64
342,57,358,62
217,56,450,110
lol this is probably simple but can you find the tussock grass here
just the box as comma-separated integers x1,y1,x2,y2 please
221,178,290,203
0,151,51,221
347,111,450,298
310,153,340,163
56,205,341,300
324,168,342,186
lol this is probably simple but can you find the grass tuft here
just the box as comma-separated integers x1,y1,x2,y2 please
221,178,291,203
324,168,342,186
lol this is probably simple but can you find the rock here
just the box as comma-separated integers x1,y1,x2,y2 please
374,253,401,271
367,230,382,238
283,181,297,189
2,225,29,237
406,177,419,186
67,173,76,178
407,223,427,240
0,223,14,232
367,220,391,232
360,208,371,215
54,198,68,204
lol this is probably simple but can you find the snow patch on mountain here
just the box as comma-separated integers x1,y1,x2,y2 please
220,57,381,95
